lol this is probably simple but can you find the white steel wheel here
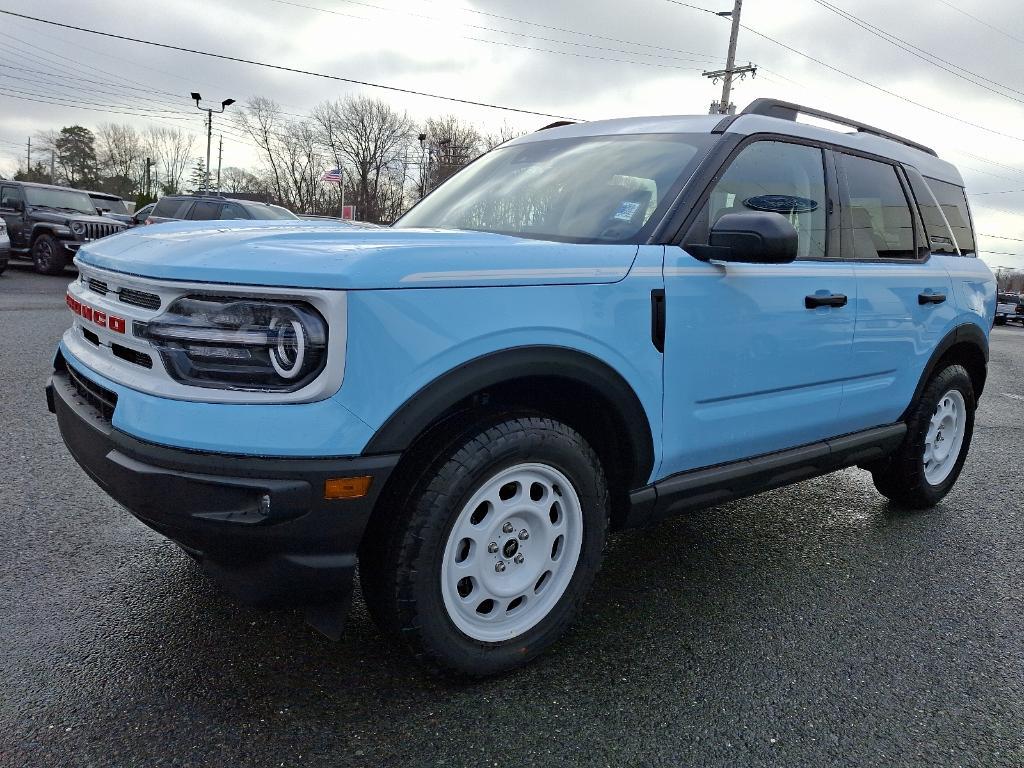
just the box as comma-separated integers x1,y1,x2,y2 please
923,389,967,485
440,462,584,643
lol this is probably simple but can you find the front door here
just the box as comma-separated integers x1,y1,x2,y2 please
660,139,857,477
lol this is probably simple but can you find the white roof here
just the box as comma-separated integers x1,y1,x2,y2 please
510,112,963,187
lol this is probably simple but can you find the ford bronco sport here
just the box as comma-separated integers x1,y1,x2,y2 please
47,100,995,675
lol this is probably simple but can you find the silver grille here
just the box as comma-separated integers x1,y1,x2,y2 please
84,222,125,241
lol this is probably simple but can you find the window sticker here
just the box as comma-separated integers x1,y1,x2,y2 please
613,200,642,221
743,194,819,214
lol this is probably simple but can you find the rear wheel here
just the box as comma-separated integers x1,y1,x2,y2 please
871,364,975,508
32,234,67,275
361,414,609,676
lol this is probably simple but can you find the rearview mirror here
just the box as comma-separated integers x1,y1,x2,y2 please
689,211,798,264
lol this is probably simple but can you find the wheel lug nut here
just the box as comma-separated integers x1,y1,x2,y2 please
494,561,506,573
502,522,514,534
518,530,529,541
513,553,524,565
487,542,498,554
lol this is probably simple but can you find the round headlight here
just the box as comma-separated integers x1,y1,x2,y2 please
70,222,86,236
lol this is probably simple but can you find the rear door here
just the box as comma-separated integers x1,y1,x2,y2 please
661,138,857,476
835,151,956,431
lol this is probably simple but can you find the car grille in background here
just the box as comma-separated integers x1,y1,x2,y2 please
87,278,109,295
118,287,160,310
66,363,117,422
84,222,124,240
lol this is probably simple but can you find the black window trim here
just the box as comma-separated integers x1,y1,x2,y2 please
673,132,838,261
831,146,931,265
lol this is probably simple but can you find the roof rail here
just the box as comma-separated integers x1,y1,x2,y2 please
536,120,575,132
733,98,937,157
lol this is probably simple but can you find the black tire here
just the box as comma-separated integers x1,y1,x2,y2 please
32,234,67,275
360,413,609,676
871,364,975,509
0,258,6,276
994,316,1006,326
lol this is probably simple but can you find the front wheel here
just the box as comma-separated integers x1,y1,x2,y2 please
871,364,975,508
32,234,67,275
361,414,609,676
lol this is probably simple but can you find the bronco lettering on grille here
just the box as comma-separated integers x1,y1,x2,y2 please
67,292,126,333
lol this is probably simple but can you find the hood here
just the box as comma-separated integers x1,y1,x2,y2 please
75,220,638,289
31,208,123,225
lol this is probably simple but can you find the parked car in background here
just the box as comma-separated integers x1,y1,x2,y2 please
130,203,155,227
145,194,298,224
0,220,9,275
0,181,126,274
299,214,381,227
87,191,134,226
995,293,1021,325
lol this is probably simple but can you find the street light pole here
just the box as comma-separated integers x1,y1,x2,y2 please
191,92,235,192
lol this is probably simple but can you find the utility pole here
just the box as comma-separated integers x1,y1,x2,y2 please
144,157,152,199
191,92,234,192
702,0,757,115
25,136,30,175
216,135,223,192
50,149,55,183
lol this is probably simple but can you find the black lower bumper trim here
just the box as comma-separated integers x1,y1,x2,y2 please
48,365,399,610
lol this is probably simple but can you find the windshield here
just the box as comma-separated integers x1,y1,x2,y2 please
395,133,714,243
90,195,129,215
25,186,97,215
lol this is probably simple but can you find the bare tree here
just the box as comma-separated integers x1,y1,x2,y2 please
312,96,413,222
235,97,287,205
144,127,195,195
482,122,525,151
96,123,144,197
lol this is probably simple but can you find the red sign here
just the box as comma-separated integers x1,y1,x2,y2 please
67,292,126,333
342,205,355,221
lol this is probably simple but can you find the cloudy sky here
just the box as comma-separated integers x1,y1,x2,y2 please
1,0,1023,267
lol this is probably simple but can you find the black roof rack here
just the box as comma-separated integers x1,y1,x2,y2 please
536,120,576,132
726,98,937,157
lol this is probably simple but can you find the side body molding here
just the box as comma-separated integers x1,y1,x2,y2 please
362,345,655,488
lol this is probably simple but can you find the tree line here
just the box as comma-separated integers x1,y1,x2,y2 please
9,95,522,223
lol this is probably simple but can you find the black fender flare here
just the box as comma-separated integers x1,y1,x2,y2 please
362,345,655,487
30,222,71,244
901,323,989,420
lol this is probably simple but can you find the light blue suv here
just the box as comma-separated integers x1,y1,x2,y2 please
47,99,995,675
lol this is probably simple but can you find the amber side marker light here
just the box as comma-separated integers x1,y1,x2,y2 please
324,476,372,499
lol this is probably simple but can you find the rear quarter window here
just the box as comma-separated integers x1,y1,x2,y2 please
925,177,976,256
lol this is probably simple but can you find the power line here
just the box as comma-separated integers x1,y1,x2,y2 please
0,10,581,120
971,189,1024,196
264,0,719,66
932,0,1024,48
979,233,1024,243
808,0,1024,104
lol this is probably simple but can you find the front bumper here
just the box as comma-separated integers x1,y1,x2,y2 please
46,358,399,614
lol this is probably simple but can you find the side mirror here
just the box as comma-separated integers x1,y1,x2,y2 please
689,211,798,264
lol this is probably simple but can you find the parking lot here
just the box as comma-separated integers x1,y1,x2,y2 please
1,265,1022,768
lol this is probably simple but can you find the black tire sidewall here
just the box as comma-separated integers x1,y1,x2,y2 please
403,417,608,675
884,365,975,507
33,234,67,275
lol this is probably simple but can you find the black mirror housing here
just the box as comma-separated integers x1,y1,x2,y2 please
689,211,799,264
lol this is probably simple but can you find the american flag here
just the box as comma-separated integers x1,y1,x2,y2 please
321,168,343,183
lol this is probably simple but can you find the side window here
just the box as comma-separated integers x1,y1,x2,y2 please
840,154,917,259
925,178,976,256
0,186,23,210
152,198,193,219
906,172,957,255
690,141,828,259
189,201,221,221
218,202,249,220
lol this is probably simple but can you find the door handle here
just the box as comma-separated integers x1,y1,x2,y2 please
918,292,946,305
805,293,848,309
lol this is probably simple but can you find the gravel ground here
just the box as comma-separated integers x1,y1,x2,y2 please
1,266,1022,768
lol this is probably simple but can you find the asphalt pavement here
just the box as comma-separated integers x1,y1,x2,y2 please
2,265,1022,768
